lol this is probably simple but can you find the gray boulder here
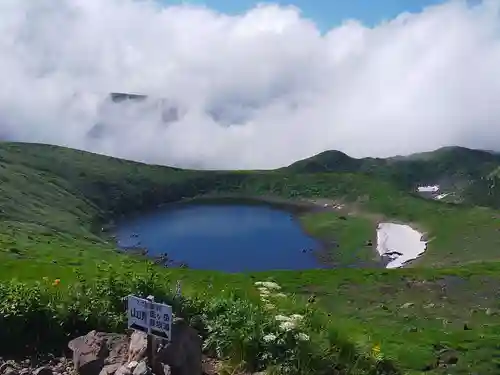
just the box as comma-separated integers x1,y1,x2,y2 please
156,318,202,375
68,331,129,375
69,319,201,375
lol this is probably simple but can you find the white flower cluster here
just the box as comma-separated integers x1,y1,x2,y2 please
275,314,304,332
255,281,281,290
255,281,310,343
255,281,282,310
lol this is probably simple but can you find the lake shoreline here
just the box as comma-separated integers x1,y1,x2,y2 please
109,194,342,270
108,194,414,270
110,194,336,271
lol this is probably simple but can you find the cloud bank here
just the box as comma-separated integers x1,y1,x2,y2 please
1,0,500,169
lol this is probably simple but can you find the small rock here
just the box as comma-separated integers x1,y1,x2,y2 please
33,367,54,375
161,364,172,375
132,361,150,375
127,332,147,363
2,367,18,375
126,363,138,371
0,363,11,374
424,303,435,309
99,364,121,375
438,349,459,366
400,302,414,309
114,366,131,375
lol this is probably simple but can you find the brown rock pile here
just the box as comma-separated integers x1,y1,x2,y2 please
68,318,202,375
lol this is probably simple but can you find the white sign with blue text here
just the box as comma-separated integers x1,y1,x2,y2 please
127,295,173,341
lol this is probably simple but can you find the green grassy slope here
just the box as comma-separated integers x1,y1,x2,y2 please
285,146,500,208
1,142,500,374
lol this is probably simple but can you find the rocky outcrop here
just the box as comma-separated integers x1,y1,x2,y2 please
156,318,202,375
68,331,130,375
67,318,202,375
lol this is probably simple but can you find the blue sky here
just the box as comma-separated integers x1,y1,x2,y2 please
159,0,448,30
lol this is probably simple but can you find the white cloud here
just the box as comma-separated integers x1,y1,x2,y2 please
0,0,500,169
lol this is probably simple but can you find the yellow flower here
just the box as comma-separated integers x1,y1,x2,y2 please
372,344,384,362
52,279,61,286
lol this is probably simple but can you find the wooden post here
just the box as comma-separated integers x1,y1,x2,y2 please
146,295,157,370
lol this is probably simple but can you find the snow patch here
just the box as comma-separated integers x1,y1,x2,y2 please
434,192,450,200
417,185,440,193
376,223,427,268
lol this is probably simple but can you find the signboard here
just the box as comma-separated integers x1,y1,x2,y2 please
128,295,149,333
127,295,173,341
148,299,172,340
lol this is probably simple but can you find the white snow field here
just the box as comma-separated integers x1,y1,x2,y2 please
376,222,427,268
417,185,439,193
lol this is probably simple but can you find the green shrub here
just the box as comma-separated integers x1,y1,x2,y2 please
0,261,400,375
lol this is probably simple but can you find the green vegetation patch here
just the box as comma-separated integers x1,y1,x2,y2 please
2,142,500,374
300,211,378,267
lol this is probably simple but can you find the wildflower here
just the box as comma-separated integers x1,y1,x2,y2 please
290,314,304,322
371,344,384,361
263,334,277,343
262,282,281,290
52,279,61,286
274,292,286,298
264,303,275,310
258,287,270,295
275,315,291,322
42,277,49,282
296,333,310,341
279,321,296,331
255,281,281,290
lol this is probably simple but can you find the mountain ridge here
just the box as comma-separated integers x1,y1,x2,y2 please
284,145,500,208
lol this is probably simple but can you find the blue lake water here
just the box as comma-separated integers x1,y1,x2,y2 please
115,204,324,272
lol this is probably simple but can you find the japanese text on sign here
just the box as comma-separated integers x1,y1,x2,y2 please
127,295,173,341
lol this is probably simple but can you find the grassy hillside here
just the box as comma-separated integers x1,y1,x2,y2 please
285,146,500,207
1,142,500,374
